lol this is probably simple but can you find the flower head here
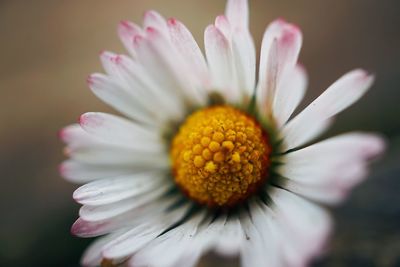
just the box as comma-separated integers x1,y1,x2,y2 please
60,0,385,266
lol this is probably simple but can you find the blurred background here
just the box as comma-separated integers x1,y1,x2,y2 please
0,0,399,266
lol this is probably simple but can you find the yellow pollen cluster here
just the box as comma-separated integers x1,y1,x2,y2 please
171,105,271,207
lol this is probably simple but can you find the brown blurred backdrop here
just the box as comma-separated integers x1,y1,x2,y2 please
1,0,399,266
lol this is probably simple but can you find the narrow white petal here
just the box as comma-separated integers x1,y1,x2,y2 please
225,0,249,30
269,187,332,265
61,120,166,168
214,217,243,256
117,20,142,57
143,10,169,36
232,29,256,97
60,124,99,148
281,69,375,149
81,231,124,267
99,51,183,123
79,191,177,223
71,196,183,238
280,179,349,205
273,64,308,128
104,204,193,261
167,18,210,88
225,0,256,97
79,112,160,149
134,28,206,108
59,160,135,183
129,211,207,267
278,132,385,204
204,24,239,103
257,19,302,116
239,208,281,267
88,72,156,124
66,144,168,168
73,172,165,205
99,52,164,108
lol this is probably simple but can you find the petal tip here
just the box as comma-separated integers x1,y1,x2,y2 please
58,128,67,141
79,113,101,128
58,162,67,176
119,20,134,30
167,17,177,26
70,218,83,236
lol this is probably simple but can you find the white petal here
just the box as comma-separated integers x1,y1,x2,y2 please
143,10,169,36
281,69,375,149
257,19,303,116
103,224,162,261
167,18,210,88
102,204,191,260
98,52,183,123
81,231,124,267
66,144,168,168
204,24,239,103
129,211,207,267
88,73,156,124
278,132,385,204
239,207,281,267
268,188,332,266
211,216,243,256
79,112,160,149
134,27,206,108
225,0,256,97
280,179,349,205
79,191,177,223
225,0,249,30
61,121,166,167
71,196,182,238
273,64,308,128
215,15,232,39
117,20,142,57
231,29,256,98
66,113,167,167
60,124,100,148
59,160,135,183
73,172,165,205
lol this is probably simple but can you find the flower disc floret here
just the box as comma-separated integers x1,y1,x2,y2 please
171,105,271,207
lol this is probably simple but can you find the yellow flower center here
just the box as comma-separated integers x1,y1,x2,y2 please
170,105,271,207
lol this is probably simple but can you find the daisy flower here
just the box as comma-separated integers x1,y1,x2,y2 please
59,0,385,266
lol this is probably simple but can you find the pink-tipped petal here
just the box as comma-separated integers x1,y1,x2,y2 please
215,15,231,39
143,10,169,36
101,204,191,261
278,132,385,204
134,27,206,108
79,112,158,147
257,19,303,116
282,69,375,150
73,172,164,206
117,20,142,57
167,18,210,87
71,217,106,238
87,72,157,124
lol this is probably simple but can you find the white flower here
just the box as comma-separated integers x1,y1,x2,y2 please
60,0,385,266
